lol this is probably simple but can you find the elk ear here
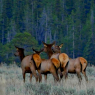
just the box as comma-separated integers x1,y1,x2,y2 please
32,48,36,53
52,44,55,47
42,41,47,47
59,43,63,48
52,41,56,46
15,46,18,48
39,48,44,53
15,46,19,50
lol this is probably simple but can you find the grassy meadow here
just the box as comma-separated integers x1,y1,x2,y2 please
0,63,95,95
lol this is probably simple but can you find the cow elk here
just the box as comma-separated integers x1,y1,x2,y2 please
42,42,69,80
52,44,88,83
32,48,60,82
14,46,42,82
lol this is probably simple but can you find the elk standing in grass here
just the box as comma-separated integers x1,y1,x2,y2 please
42,42,69,80
32,46,60,82
14,46,42,82
52,44,88,83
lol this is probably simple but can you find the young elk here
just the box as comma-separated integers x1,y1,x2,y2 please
32,48,60,82
52,44,88,83
42,42,69,79
14,46,42,82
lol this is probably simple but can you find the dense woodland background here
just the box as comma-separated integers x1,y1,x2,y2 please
0,0,95,65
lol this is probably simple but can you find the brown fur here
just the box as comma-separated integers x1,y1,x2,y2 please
32,54,42,68
42,41,55,58
42,42,69,69
42,42,69,80
79,57,87,71
39,59,59,81
14,46,42,82
51,58,60,69
32,48,59,82
50,53,69,80
59,53,69,69
52,44,88,82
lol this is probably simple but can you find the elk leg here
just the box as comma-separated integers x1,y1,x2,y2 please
37,69,42,82
32,71,38,82
30,66,38,82
61,68,68,80
76,72,82,83
44,74,47,82
50,69,59,81
82,70,88,82
29,62,38,82
60,72,63,79
64,68,68,80
30,73,32,82
54,71,59,82
65,72,68,80
58,68,63,80
22,71,25,83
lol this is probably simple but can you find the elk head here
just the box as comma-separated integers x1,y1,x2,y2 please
14,46,25,61
52,43,63,53
42,41,56,58
14,46,24,56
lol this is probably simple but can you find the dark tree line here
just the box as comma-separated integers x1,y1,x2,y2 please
0,0,95,65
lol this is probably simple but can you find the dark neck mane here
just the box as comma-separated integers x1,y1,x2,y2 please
47,51,53,58
19,52,25,61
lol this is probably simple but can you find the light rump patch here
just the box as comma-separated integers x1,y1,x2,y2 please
51,58,60,69
79,57,87,65
79,57,87,71
32,47,59,81
59,53,69,68
32,54,42,68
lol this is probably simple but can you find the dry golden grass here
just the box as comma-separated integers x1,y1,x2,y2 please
0,63,95,95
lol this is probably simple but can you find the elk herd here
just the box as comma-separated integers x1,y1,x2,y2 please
14,41,88,84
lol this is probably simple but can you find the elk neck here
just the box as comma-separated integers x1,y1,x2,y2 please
19,52,25,61
47,51,53,58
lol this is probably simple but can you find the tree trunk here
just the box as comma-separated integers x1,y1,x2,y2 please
73,25,75,58
2,19,4,44
91,9,94,44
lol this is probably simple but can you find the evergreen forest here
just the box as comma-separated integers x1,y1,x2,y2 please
0,0,95,65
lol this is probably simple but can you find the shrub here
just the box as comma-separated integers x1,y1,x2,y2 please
51,86,65,95
87,67,94,75
79,90,87,95
87,88,95,95
25,83,51,95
